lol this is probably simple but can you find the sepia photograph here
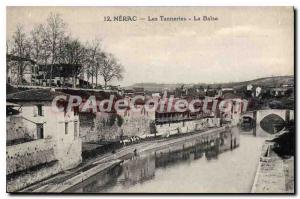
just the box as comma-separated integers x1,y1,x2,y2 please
5,6,295,194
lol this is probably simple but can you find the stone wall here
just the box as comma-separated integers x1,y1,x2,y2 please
6,116,35,142
80,109,155,142
55,138,82,170
155,118,221,137
251,143,288,193
80,113,121,142
121,117,153,137
79,113,96,140
6,138,56,175
7,161,61,192
119,107,155,138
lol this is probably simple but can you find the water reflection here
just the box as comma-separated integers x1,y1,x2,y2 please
65,127,248,193
122,155,155,187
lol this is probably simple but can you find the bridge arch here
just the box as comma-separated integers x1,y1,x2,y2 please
256,109,293,135
241,109,293,136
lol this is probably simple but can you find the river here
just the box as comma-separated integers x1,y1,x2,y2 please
66,127,266,193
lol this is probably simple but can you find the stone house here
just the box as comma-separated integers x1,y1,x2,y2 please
6,88,82,192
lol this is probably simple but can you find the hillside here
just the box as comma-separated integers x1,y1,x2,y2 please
127,76,294,92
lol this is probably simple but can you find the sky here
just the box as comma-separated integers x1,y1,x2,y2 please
6,7,294,86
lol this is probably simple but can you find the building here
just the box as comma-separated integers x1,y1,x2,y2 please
7,54,88,89
255,86,262,97
36,64,83,87
6,89,82,192
270,87,288,97
281,83,294,88
247,84,253,91
6,54,37,85
222,87,234,93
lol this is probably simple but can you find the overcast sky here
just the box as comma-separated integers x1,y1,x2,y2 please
7,7,294,86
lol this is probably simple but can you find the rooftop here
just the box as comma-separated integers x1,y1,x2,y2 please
7,88,69,102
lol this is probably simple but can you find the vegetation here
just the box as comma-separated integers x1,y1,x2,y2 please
7,12,124,88
272,120,295,157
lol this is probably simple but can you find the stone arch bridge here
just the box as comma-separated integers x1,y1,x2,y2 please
241,109,294,136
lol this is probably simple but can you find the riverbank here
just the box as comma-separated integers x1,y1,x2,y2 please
251,142,294,193
20,126,228,193
65,132,262,193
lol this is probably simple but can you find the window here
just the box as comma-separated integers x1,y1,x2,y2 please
37,124,44,139
37,105,43,116
34,105,43,117
65,122,68,135
74,121,78,139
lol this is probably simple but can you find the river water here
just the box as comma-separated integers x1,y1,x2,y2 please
66,127,266,193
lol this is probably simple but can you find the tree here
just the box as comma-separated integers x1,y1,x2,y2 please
44,13,66,86
11,25,31,84
59,36,88,87
94,52,106,87
6,39,12,83
99,53,124,89
30,24,49,85
30,24,45,63
8,12,125,89
85,40,101,88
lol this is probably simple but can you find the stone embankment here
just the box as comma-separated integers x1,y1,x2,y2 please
251,142,294,193
21,126,228,193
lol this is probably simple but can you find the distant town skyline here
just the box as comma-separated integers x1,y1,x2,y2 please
7,7,294,86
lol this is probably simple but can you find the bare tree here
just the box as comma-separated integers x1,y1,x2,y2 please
30,24,46,63
44,12,66,86
59,36,88,87
94,52,106,87
8,13,124,89
11,25,31,85
30,24,48,85
6,39,12,83
85,40,101,88
99,53,124,89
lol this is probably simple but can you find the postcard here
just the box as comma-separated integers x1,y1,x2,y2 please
6,6,295,193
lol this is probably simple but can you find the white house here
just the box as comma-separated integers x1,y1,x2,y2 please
247,84,253,91
255,86,262,97
6,88,82,192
